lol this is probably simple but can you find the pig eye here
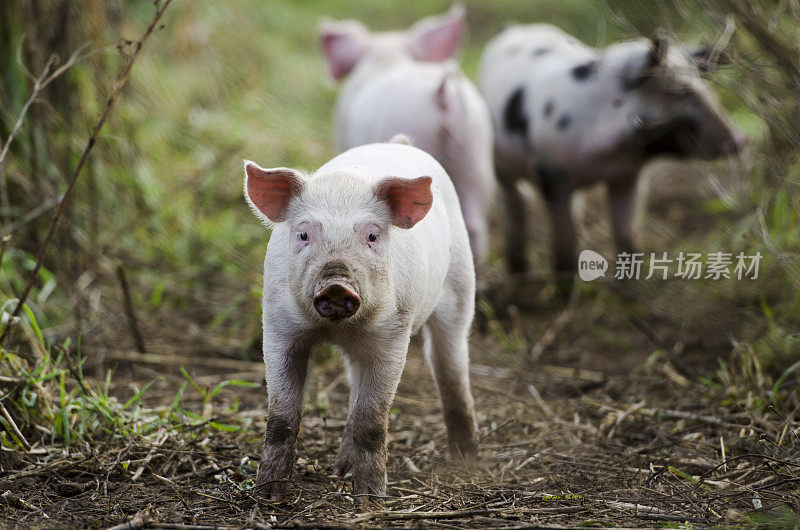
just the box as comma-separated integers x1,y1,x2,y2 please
367,233,378,243
299,232,308,242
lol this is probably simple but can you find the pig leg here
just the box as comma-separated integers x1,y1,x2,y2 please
423,308,478,458
446,153,494,294
346,339,408,505
607,177,639,253
256,333,311,500
571,190,588,242
459,198,490,294
497,170,529,274
332,359,356,476
538,165,577,297
457,194,492,332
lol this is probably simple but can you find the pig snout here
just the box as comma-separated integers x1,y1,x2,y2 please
314,281,361,320
700,128,747,159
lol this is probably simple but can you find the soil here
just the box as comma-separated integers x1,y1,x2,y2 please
0,162,797,528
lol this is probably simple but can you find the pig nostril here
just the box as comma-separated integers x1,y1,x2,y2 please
313,283,361,320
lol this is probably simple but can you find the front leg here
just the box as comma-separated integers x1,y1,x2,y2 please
346,339,408,506
538,164,577,298
607,177,639,254
256,332,311,501
497,170,530,275
333,359,356,477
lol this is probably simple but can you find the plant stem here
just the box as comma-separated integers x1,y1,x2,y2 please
0,0,174,347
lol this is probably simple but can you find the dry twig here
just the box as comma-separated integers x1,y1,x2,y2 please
529,288,579,361
0,393,30,451
0,235,10,270
116,263,147,353
0,44,89,222
0,0,174,347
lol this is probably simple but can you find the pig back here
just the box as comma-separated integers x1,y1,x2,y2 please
335,61,476,158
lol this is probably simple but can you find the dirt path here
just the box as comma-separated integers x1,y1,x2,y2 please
1,165,796,528
0,320,795,528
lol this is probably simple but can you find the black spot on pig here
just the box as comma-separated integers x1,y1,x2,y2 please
556,115,571,130
613,98,624,108
503,87,528,136
543,100,554,118
532,47,549,57
571,60,596,81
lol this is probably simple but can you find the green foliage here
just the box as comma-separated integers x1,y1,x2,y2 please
0,337,257,450
0,0,798,450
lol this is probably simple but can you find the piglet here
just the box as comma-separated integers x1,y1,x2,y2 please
478,26,745,293
318,5,496,293
244,139,478,504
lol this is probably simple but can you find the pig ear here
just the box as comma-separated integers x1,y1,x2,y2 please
318,19,370,80
691,46,731,73
406,4,465,62
648,31,669,67
623,33,669,90
374,176,433,229
243,161,304,224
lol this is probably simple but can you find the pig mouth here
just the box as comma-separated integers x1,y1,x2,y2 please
313,279,361,321
642,117,700,159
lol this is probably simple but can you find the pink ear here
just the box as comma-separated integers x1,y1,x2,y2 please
244,162,304,223
374,176,433,229
318,20,370,81
406,5,465,62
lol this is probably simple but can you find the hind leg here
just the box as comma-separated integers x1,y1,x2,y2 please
460,199,490,294
423,292,478,457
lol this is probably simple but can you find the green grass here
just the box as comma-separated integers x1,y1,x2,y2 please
0,0,797,448
0,309,256,449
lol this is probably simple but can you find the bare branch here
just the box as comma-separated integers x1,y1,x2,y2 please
0,42,91,224
0,393,30,451
0,0,174,346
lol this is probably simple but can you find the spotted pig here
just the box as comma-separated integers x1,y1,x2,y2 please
478,25,745,292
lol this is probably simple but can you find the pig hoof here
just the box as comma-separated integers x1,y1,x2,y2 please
255,478,288,502
449,437,478,461
332,455,351,477
354,493,383,510
256,458,292,502
352,470,387,504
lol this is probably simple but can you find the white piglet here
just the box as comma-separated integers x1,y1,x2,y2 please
318,5,496,292
244,140,478,504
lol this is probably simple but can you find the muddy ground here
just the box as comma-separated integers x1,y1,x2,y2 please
1,163,798,528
